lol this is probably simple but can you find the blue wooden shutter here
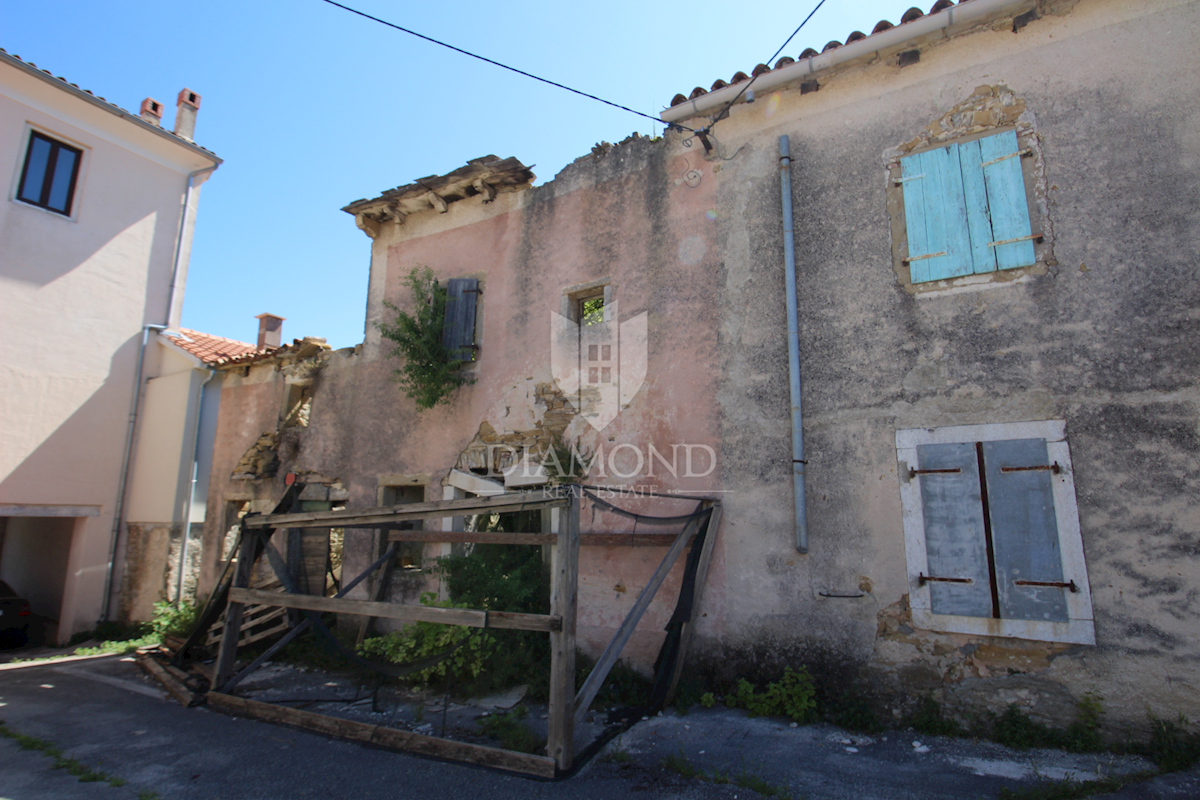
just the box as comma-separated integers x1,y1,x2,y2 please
978,131,1036,271
916,442,993,617
900,145,974,282
956,138,999,275
981,438,1068,622
441,278,478,362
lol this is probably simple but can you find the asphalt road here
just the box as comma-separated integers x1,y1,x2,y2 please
0,655,1194,800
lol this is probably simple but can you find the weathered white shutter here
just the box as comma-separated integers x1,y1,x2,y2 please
916,442,993,618
982,438,1069,622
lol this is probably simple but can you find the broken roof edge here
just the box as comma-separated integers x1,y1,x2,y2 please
342,155,534,225
213,336,332,369
661,0,1034,124
0,48,222,165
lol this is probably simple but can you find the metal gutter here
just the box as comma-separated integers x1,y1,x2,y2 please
0,50,222,166
661,0,1033,124
778,136,808,554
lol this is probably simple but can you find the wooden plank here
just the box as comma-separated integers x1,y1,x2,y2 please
957,138,998,275
245,491,567,529
387,531,557,545
666,503,722,704
574,509,700,729
206,692,556,778
215,531,259,687
979,130,1036,270
547,490,579,772
238,619,290,647
228,588,560,633
137,655,199,708
580,533,678,547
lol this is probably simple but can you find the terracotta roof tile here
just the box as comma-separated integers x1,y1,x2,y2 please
667,0,972,109
171,328,263,365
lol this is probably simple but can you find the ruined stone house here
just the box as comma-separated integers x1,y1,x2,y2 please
200,0,1200,735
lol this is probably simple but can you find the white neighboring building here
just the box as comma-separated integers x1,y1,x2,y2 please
0,48,222,642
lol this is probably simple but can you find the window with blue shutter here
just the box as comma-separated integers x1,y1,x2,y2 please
441,278,479,362
899,130,1037,283
896,422,1095,645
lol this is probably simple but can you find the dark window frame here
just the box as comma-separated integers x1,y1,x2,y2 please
17,130,82,216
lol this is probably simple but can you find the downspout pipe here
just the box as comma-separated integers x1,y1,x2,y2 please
103,162,218,621
779,136,809,554
176,367,216,606
166,164,219,327
102,323,166,620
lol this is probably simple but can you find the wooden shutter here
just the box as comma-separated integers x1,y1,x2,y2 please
916,442,993,618
956,138,999,275
441,278,478,362
901,146,974,282
981,438,1069,622
978,131,1036,271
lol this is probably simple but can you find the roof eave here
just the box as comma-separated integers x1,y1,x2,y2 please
1,50,222,166
660,0,1034,124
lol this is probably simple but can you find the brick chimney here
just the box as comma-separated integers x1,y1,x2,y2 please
173,88,201,140
255,313,285,350
139,98,163,126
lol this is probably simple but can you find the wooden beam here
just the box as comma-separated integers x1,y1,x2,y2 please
426,190,448,213
228,588,561,632
574,507,702,730
665,503,721,704
547,490,579,772
215,532,259,687
473,178,496,202
387,531,556,545
206,692,556,778
245,491,567,529
580,533,678,547
137,655,199,708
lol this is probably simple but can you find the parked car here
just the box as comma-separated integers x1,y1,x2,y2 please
0,580,32,645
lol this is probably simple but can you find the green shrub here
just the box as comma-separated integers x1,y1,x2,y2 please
360,592,494,683
150,601,200,639
478,705,544,754
728,668,818,724
1147,714,1200,772
376,265,473,409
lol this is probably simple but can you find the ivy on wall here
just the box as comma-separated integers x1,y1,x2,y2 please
377,265,473,409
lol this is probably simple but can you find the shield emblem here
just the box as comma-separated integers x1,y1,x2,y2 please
550,300,647,431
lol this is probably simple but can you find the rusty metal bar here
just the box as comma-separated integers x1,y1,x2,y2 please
1014,579,1079,593
1000,462,1061,474
909,467,962,478
918,572,972,586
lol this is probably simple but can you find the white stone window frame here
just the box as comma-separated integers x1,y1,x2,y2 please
896,419,1095,645
9,123,91,222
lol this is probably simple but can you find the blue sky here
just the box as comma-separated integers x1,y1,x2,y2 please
5,0,920,349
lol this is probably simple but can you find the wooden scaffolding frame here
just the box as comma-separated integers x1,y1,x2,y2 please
164,483,720,778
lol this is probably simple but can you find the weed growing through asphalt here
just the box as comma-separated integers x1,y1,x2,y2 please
478,705,544,754
661,748,794,799
0,720,127,788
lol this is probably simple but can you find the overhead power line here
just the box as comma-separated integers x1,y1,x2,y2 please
705,0,830,133
320,0,695,132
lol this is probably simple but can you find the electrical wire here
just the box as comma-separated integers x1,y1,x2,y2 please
319,0,695,132
705,0,830,132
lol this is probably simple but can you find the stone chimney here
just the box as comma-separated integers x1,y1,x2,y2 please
139,98,163,126
255,313,285,350
173,88,201,140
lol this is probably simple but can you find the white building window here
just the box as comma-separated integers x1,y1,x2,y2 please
896,420,1095,645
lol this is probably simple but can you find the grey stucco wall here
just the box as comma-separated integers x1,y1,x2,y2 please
703,0,1200,732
